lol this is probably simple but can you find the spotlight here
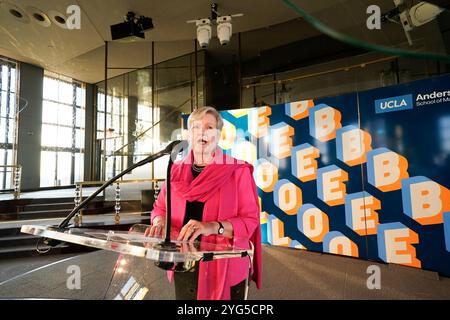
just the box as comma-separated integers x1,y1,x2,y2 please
187,3,243,49
110,11,154,42
384,0,445,45
196,18,212,49
216,16,232,46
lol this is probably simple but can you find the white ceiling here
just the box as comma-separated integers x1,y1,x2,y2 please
0,0,302,83
0,0,445,84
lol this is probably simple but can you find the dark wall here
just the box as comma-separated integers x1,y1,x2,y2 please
205,52,240,110
84,83,95,181
438,11,450,72
17,63,43,190
204,34,365,110
127,96,138,167
243,34,366,77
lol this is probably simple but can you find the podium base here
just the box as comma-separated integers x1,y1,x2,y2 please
153,240,178,252
153,240,197,271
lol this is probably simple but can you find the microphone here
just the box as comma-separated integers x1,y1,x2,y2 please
154,139,189,252
42,140,188,248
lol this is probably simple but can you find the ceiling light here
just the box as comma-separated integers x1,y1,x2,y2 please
1,2,30,23
10,9,22,18
217,16,232,46
187,3,243,49
196,19,212,48
49,10,68,29
27,6,51,27
33,13,45,21
55,16,65,24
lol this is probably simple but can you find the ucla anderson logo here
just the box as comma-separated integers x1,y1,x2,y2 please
374,94,413,114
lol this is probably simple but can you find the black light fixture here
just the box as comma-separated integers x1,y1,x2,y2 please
110,11,154,42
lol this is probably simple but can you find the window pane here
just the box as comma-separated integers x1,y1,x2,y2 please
42,100,58,124
59,81,73,105
136,136,152,155
1,66,7,92
0,118,5,143
0,60,17,178
138,104,152,122
9,68,16,93
105,157,113,180
56,126,73,148
97,110,105,139
1,93,7,118
57,104,73,126
75,129,84,149
40,151,56,187
112,115,122,132
41,124,58,147
74,152,84,183
106,98,112,114
97,93,105,111
6,149,12,166
106,113,112,130
76,86,84,107
9,93,16,118
7,118,14,143
106,139,113,155
4,170,11,189
57,152,72,186
76,108,85,128
154,154,169,179
97,111,104,130
43,77,58,101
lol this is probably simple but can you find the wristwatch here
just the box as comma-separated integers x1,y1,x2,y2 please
217,221,225,235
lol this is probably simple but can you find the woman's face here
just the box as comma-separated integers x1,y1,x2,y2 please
189,113,220,156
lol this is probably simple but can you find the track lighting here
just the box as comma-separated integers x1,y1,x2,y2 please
196,18,212,49
187,3,243,49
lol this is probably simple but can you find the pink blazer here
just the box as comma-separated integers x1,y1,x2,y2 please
151,149,262,300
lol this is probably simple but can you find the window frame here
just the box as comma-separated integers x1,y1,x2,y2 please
41,72,86,187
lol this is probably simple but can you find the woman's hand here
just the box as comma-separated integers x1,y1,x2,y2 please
177,219,218,243
144,216,165,238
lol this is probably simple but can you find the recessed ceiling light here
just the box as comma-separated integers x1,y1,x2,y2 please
10,9,22,18
49,10,68,29
55,16,65,24
33,13,45,22
26,6,51,27
0,2,30,23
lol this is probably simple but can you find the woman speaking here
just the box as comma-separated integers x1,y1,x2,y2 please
147,106,262,300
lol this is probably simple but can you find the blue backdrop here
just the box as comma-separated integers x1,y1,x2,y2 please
183,74,450,276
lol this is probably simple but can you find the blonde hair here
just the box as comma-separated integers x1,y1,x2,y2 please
187,106,224,131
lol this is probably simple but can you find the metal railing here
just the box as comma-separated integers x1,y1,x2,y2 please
0,165,22,199
73,178,164,226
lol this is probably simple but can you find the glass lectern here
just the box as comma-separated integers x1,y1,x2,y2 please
0,224,254,300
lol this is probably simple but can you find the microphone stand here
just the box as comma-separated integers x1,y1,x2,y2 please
42,140,186,247
153,153,177,251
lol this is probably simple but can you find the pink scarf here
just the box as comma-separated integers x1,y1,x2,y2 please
171,149,251,202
